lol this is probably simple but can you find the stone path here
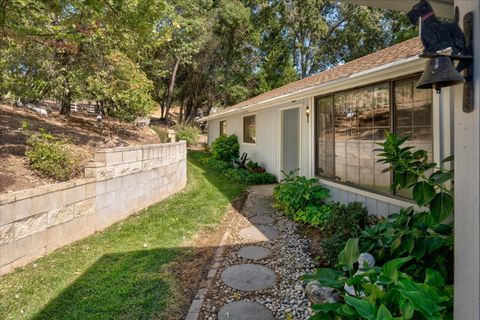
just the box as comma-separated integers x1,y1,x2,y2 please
193,185,315,320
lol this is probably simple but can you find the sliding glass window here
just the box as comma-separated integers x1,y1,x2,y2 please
314,77,432,198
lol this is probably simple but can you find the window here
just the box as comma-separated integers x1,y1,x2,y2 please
315,77,433,198
243,115,256,144
219,120,227,136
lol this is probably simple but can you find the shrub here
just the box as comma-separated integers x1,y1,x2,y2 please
304,133,454,320
320,202,373,266
24,126,82,181
174,123,201,146
150,126,169,143
211,134,240,162
189,151,276,185
273,171,330,217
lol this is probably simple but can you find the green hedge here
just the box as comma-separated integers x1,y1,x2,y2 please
189,151,277,185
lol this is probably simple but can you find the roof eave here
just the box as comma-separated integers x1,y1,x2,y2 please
200,55,423,122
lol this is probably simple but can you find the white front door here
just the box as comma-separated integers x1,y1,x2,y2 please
281,108,300,176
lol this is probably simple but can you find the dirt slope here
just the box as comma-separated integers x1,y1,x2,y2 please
0,103,159,193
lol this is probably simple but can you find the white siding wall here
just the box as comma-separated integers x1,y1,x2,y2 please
208,99,309,179
207,84,453,217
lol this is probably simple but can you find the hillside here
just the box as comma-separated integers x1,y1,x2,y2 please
0,103,160,193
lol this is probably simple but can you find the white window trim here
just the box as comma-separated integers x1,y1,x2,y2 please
242,113,257,146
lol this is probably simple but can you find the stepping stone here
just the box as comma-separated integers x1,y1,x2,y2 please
250,215,275,225
218,301,274,320
238,246,272,260
239,225,278,241
221,264,277,291
248,205,275,216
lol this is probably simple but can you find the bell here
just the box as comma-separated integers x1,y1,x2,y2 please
417,56,465,93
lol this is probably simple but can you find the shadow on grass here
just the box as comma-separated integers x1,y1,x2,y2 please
25,156,272,320
32,248,182,320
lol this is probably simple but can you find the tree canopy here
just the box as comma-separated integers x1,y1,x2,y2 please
0,0,415,122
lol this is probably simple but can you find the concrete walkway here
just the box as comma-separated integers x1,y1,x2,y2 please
187,185,315,320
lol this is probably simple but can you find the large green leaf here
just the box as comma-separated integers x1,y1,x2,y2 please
425,269,445,287
338,238,360,271
430,192,454,223
412,181,436,206
399,289,444,318
399,298,414,319
344,296,377,320
302,268,344,289
382,257,412,283
376,305,394,320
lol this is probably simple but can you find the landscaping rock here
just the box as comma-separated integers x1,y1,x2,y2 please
237,246,272,260
221,264,277,291
305,281,340,305
218,301,274,320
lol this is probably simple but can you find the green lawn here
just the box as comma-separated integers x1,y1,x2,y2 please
0,155,245,320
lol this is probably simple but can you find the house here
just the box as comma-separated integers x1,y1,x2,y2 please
201,37,451,216
203,1,480,318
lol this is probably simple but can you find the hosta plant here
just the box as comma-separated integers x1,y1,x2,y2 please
304,240,453,320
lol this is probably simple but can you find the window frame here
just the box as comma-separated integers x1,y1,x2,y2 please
313,74,433,200
242,114,257,145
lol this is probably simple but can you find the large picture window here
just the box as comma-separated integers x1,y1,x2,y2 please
315,77,432,198
243,115,256,144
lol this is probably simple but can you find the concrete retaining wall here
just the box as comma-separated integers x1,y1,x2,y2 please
0,141,187,276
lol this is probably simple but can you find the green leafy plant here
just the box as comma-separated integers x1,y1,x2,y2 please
23,124,82,181
174,123,201,146
376,132,454,223
211,134,240,162
189,151,276,185
246,160,265,173
320,202,374,266
304,240,453,320
305,132,454,319
273,171,330,216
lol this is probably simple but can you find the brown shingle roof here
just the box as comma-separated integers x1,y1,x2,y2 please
204,37,423,120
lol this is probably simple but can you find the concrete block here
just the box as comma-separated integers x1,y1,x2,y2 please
95,151,107,163
96,180,106,195
105,151,123,166
122,150,137,163
64,185,86,206
30,194,49,216
46,224,64,247
0,194,15,206
14,212,47,240
29,229,47,253
96,191,116,210
96,166,114,181
106,177,122,193
45,190,66,213
85,182,96,198
13,198,33,221
1,236,27,265
0,202,15,225
63,216,87,238
73,198,95,217
0,223,14,245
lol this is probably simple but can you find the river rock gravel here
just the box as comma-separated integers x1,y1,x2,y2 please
198,185,316,320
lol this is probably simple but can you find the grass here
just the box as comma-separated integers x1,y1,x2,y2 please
0,155,245,320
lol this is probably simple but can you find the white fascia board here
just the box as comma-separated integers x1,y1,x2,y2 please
202,55,424,121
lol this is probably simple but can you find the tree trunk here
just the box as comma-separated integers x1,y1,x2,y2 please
60,89,72,116
162,57,181,120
